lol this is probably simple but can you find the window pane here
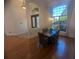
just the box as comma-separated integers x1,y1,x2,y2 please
60,16,67,22
53,5,66,16
52,5,67,32
32,17,36,27
36,16,40,28
59,16,67,31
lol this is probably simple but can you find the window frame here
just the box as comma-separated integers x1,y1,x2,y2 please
53,5,68,32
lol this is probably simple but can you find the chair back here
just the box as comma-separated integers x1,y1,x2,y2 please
38,32,48,45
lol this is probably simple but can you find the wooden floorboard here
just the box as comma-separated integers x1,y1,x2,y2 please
5,36,75,59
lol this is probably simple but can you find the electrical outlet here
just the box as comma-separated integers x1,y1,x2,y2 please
9,32,12,34
20,22,23,24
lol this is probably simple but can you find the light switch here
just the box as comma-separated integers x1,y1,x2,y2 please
20,22,23,24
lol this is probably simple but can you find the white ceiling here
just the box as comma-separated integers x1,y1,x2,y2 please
29,0,72,8
45,0,72,8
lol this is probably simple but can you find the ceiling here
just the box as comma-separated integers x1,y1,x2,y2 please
45,0,72,8
29,0,72,8
5,0,72,8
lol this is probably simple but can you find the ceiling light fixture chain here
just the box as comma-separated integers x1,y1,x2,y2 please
22,0,26,9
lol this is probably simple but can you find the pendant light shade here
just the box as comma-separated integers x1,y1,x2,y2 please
22,5,26,9
22,0,26,9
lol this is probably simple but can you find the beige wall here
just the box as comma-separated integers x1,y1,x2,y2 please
25,0,49,37
5,0,28,35
67,1,75,38
5,0,49,36
47,0,75,38
5,0,75,38
29,0,49,28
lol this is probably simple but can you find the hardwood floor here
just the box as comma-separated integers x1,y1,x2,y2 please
5,36,75,59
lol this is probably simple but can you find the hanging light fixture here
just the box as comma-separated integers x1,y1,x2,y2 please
21,0,26,9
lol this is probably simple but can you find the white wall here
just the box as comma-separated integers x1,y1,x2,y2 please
47,0,75,38
68,9,75,38
29,0,49,28
67,0,75,38
25,0,49,37
5,0,75,38
5,0,28,35
27,0,75,38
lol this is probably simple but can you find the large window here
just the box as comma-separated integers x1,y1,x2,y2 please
52,5,67,32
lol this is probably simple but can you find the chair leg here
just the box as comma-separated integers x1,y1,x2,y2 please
38,43,44,48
